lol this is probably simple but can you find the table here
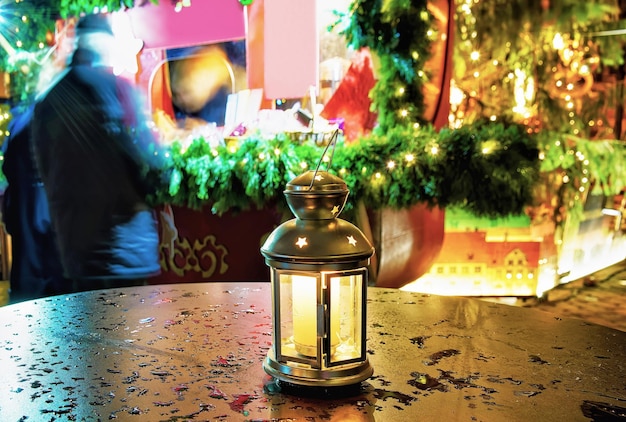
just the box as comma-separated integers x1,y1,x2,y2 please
1,283,625,421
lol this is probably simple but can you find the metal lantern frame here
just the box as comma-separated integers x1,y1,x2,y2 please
261,166,375,388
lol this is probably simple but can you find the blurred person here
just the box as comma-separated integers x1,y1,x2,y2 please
31,13,167,292
1,102,70,302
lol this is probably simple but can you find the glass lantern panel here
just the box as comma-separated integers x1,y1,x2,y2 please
326,270,364,365
276,272,320,365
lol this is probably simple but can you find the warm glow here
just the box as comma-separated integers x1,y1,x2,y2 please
553,33,564,50
449,82,465,106
292,275,318,355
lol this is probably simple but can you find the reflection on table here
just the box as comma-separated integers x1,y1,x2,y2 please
1,282,625,421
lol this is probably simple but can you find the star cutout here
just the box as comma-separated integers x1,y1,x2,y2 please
314,174,324,182
331,205,340,216
111,13,144,75
296,237,308,248
347,235,357,246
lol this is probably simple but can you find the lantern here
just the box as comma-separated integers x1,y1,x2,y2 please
261,169,375,387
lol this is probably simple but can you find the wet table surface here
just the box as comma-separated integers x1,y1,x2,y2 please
1,283,625,421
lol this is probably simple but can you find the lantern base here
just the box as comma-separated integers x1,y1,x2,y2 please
263,354,373,388
271,378,366,398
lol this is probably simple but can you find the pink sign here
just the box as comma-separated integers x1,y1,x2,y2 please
262,0,318,99
126,0,246,50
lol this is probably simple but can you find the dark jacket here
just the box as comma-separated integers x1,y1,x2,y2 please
1,104,69,300
31,61,164,281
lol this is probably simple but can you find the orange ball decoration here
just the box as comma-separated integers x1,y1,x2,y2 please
45,30,55,46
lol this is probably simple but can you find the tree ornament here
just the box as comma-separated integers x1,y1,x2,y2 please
45,30,55,46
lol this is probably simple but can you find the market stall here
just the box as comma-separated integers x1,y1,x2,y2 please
118,0,457,286
112,0,625,295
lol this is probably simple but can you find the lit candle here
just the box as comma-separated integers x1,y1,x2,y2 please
292,275,318,356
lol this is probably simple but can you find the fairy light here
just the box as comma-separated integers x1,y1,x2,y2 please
553,33,564,50
175,0,192,12
259,152,266,160
405,153,415,163
386,160,396,170
450,82,464,106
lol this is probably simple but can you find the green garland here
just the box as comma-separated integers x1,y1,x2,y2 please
150,120,539,217
147,121,624,223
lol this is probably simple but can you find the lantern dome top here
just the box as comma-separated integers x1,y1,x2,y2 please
284,170,349,221
285,170,348,194
262,170,374,271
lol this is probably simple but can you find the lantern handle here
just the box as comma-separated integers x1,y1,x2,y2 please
308,129,340,191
